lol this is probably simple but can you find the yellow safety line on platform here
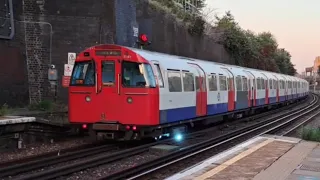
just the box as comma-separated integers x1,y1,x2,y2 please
194,139,274,180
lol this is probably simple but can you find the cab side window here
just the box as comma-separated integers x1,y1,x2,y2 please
154,64,164,88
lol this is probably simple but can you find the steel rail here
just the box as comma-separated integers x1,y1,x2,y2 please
6,95,312,180
100,94,318,180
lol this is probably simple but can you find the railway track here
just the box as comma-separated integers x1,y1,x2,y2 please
100,93,320,180
0,95,312,180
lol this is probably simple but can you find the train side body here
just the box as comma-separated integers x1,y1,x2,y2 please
68,44,309,140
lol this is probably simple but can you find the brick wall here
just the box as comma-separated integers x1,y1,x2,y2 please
0,0,232,106
0,0,115,106
136,0,232,64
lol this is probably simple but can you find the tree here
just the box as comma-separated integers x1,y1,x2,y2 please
214,11,296,75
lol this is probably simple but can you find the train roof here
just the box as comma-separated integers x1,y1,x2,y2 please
93,45,306,83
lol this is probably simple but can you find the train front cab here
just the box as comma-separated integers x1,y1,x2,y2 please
68,45,159,140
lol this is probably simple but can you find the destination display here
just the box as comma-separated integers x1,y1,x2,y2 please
95,50,122,56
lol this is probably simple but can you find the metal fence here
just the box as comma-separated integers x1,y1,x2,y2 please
174,0,199,14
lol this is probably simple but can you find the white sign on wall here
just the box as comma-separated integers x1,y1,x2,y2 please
64,64,74,76
68,52,76,65
133,26,139,37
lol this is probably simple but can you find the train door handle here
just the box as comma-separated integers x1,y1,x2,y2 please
117,74,120,95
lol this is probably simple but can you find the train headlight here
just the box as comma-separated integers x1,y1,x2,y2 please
85,96,91,102
127,97,133,103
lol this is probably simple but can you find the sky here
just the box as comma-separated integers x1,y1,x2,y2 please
205,0,320,73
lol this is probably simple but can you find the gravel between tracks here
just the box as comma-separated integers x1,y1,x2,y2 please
0,137,90,163
57,153,159,180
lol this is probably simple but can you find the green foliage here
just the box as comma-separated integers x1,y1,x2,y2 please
0,104,9,117
301,127,320,142
188,15,206,36
215,11,296,75
150,0,206,36
28,100,53,111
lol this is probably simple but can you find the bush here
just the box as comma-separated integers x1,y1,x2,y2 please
0,104,9,117
28,100,53,112
301,127,320,142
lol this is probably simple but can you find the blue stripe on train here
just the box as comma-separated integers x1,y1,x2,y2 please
160,106,197,124
159,94,300,124
256,98,265,106
269,97,277,104
159,103,228,124
279,96,286,102
207,103,228,115
235,101,247,110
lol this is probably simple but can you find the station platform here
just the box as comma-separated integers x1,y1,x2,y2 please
0,116,36,125
166,135,320,180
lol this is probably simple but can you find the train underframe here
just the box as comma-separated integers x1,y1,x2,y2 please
81,96,307,141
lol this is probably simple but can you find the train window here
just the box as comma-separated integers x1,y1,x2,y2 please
227,77,232,90
242,77,248,91
168,71,182,92
102,61,115,86
154,64,164,88
279,80,282,89
236,76,242,91
70,61,95,86
208,74,218,91
183,72,195,92
219,76,227,91
122,61,156,88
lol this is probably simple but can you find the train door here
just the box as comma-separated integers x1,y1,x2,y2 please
221,68,235,111
244,71,255,107
188,63,207,116
261,73,269,104
282,76,287,101
98,57,122,123
273,75,279,102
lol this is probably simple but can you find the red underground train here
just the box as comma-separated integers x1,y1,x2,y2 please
68,44,309,141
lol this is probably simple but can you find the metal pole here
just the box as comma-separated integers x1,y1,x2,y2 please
0,0,15,40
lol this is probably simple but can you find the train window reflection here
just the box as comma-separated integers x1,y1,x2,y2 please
168,71,182,92
70,61,95,86
102,61,115,86
122,61,156,88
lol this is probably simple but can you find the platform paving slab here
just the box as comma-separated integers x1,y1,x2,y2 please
253,141,318,180
166,136,289,180
0,116,36,125
166,135,310,180
199,140,295,180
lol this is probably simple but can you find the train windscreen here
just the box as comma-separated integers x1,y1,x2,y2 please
70,61,95,86
122,61,156,88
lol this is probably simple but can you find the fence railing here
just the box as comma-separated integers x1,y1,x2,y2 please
173,0,199,15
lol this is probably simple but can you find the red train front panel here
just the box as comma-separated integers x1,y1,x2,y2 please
69,45,159,129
